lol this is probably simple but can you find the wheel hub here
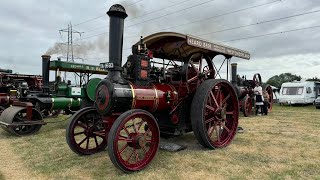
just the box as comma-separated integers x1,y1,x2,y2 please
137,136,147,148
85,126,95,137
127,133,145,149
215,108,226,120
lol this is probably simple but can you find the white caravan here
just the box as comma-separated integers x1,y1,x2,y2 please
279,81,320,105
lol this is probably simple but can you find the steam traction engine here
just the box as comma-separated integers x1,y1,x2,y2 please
66,4,251,173
0,69,42,114
0,56,107,136
230,63,273,116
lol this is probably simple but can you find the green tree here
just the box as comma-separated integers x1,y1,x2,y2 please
266,73,302,89
306,77,320,82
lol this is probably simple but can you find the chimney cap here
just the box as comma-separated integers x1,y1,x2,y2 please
41,54,51,59
231,63,237,66
107,4,128,19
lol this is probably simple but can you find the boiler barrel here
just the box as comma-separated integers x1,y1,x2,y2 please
129,83,178,112
51,97,82,110
95,81,178,115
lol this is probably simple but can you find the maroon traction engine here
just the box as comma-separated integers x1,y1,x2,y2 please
230,63,273,117
66,4,250,173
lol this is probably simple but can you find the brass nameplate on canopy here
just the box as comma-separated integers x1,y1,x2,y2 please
186,35,250,60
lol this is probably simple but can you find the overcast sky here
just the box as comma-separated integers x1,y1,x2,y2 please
0,0,319,82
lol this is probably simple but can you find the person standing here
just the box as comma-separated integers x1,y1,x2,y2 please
254,83,264,115
263,90,270,115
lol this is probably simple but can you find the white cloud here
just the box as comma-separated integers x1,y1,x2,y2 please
0,0,319,81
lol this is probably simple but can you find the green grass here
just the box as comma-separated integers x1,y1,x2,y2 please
0,104,320,179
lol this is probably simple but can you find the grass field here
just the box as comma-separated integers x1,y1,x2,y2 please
0,104,319,180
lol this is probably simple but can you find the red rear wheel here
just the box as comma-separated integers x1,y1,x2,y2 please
108,109,160,173
191,79,239,149
242,95,252,117
182,52,214,93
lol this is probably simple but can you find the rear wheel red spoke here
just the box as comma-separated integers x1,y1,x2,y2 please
210,91,219,107
119,144,128,154
222,124,230,133
191,79,239,149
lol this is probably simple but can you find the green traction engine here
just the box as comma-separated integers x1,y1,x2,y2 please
0,55,107,136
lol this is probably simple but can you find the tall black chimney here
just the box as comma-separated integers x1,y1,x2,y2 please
41,55,50,94
107,4,128,82
231,63,237,86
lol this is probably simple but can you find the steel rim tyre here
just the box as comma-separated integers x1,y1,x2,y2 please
66,107,108,155
108,109,160,173
191,79,239,149
0,106,42,136
242,96,252,117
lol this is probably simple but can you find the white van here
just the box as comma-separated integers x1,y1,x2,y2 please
279,81,320,105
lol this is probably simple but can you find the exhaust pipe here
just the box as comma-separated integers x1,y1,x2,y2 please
106,4,128,82
41,55,51,94
231,63,237,86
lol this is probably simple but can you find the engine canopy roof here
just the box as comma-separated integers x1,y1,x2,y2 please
135,32,250,61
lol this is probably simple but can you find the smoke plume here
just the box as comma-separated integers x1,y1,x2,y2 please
45,2,143,58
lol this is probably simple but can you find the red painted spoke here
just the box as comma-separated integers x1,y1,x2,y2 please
187,76,198,83
207,126,214,138
131,119,137,133
119,134,129,138
125,150,135,162
78,136,88,146
137,120,144,131
222,124,230,133
221,94,230,107
134,149,139,163
118,137,133,142
92,129,105,136
119,144,129,154
210,91,219,107
226,111,234,115
74,131,85,136
123,126,130,135
216,86,221,105
86,137,90,150
144,128,151,137
190,61,200,74
207,96,212,106
141,146,147,154
205,105,216,112
205,116,215,124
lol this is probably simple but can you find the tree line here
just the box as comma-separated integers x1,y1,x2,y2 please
266,73,320,89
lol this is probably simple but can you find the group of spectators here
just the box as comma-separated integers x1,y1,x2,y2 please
253,83,269,115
